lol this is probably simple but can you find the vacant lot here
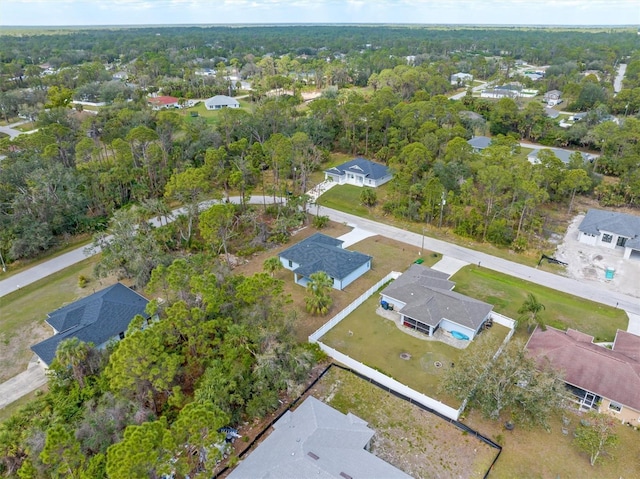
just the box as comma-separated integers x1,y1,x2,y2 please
320,293,509,407
309,366,499,479
0,257,104,381
464,409,640,478
451,265,627,341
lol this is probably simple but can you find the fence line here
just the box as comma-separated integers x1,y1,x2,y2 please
490,311,516,329
317,342,461,420
308,271,400,342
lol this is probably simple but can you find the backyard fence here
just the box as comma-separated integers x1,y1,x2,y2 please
308,271,400,342
317,343,462,420
490,311,516,329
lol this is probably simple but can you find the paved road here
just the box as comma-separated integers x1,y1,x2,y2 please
449,80,488,100
315,205,640,316
2,196,639,315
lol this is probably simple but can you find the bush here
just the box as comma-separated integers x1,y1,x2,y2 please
78,275,88,288
312,215,329,229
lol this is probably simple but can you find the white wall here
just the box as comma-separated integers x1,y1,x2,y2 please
439,319,476,340
340,260,371,290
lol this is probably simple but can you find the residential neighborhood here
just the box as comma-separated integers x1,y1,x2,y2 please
1,13,639,479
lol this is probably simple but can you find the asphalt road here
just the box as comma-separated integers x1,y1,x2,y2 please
1,196,639,317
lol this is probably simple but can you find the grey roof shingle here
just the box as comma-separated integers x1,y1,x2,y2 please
527,148,590,164
578,209,640,247
467,136,492,150
228,396,411,479
279,233,371,281
325,158,390,181
381,264,492,331
31,283,148,366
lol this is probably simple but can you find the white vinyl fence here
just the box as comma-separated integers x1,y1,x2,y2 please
318,343,462,420
308,271,400,342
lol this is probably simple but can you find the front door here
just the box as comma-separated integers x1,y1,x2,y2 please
582,392,597,410
617,236,627,247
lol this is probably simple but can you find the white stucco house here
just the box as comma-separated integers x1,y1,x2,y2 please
380,264,493,340
204,95,240,110
278,233,372,290
577,209,640,260
324,158,392,188
451,72,473,85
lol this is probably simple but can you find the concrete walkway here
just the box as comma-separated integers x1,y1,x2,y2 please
0,356,47,409
431,257,470,277
627,312,640,336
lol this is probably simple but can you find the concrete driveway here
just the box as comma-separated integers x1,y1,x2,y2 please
0,356,47,409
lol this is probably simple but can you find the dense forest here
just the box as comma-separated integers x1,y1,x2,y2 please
0,25,639,478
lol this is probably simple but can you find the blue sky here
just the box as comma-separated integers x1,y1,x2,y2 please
1,0,639,27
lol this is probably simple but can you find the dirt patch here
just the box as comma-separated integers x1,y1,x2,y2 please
309,367,497,479
555,213,640,298
0,321,51,382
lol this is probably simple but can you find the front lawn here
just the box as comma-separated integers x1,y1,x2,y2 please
451,265,627,341
320,293,509,407
317,184,391,220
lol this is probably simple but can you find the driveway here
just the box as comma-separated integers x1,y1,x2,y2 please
0,355,47,409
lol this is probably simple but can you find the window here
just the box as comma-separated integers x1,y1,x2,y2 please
119,332,125,340
609,402,622,413
288,260,292,268
601,233,613,243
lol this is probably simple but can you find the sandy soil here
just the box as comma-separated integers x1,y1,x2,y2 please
554,214,640,299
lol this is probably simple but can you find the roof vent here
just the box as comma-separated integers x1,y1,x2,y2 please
339,473,353,479
307,451,319,460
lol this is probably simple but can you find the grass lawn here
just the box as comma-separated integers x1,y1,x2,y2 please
317,183,552,268
465,409,640,478
15,122,35,132
0,256,105,382
0,386,47,422
451,265,627,341
309,367,498,479
320,293,509,407
232,221,436,341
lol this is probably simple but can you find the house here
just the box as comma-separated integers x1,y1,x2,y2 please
526,327,640,426
480,87,520,99
527,148,591,165
543,89,562,105
147,96,179,110
451,72,473,86
31,283,149,367
324,158,392,188
204,95,240,110
467,135,492,152
379,264,493,340
544,107,560,119
227,396,411,479
577,209,640,259
112,71,128,81
278,233,372,291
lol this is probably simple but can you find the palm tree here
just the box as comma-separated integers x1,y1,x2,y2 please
55,337,92,387
305,271,334,316
518,293,546,333
263,257,283,277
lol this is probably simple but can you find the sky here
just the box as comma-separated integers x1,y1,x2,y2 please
0,0,639,27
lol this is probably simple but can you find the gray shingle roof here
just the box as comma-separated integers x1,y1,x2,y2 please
31,283,148,366
279,233,371,281
325,158,390,181
381,264,492,331
467,136,492,150
527,148,590,164
228,396,411,479
578,209,640,247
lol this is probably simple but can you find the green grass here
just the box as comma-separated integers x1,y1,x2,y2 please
451,265,627,341
317,184,383,220
0,387,47,423
15,122,35,132
320,293,509,407
0,256,101,381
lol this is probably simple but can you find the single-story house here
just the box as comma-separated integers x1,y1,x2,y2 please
227,396,411,479
451,72,473,85
467,135,492,152
523,72,544,82
544,107,560,119
31,283,149,367
147,96,179,110
278,233,372,290
527,148,591,165
380,264,493,340
324,158,392,188
204,95,240,110
526,327,640,426
577,209,640,259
